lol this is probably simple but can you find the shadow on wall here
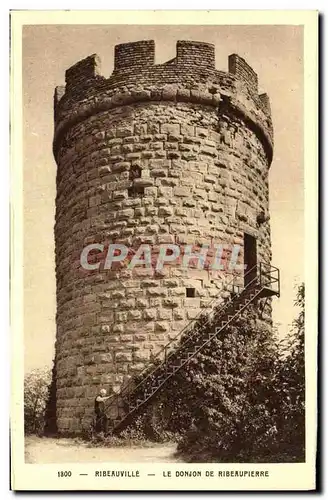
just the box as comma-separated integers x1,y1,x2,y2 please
44,360,58,436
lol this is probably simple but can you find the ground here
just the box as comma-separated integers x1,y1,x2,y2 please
25,436,179,464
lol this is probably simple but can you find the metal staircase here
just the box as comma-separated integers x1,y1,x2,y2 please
103,263,280,434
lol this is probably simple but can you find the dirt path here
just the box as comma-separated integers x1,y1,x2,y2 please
25,436,179,464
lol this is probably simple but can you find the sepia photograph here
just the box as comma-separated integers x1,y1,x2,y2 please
11,10,318,491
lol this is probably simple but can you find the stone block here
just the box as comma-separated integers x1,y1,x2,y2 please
136,297,148,308
158,206,173,216
173,309,185,320
121,334,133,342
113,324,124,333
115,311,128,322
204,175,217,184
133,350,150,362
174,187,190,197
115,351,132,362
111,162,130,173
161,123,180,135
98,353,112,363
195,127,208,138
146,287,167,297
163,298,181,308
128,309,142,320
134,333,148,341
183,198,196,208
187,309,200,319
158,309,172,320
117,208,134,219
134,123,147,135
155,321,170,332
149,298,161,308
143,309,157,320
148,123,160,134
117,125,134,137
169,287,186,296
129,363,146,372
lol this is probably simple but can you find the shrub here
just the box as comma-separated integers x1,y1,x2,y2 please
174,286,305,462
24,368,51,435
129,285,305,463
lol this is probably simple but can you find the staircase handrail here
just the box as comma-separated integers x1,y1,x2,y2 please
104,263,262,414
161,269,261,365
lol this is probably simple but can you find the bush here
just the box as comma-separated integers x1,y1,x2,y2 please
120,416,147,441
174,286,305,462
130,285,305,463
24,368,51,435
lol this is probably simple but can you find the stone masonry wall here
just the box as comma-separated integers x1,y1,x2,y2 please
53,40,274,434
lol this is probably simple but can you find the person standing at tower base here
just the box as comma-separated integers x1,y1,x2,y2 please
94,388,113,434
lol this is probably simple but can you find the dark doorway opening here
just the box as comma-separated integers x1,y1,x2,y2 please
244,233,257,287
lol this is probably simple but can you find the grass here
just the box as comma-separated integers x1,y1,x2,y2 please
84,434,168,448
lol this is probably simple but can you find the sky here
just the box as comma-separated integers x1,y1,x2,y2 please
22,24,304,372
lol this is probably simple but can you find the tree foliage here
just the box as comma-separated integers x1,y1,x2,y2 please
134,285,305,463
24,368,51,435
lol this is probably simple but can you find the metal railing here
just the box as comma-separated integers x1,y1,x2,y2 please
259,262,280,296
102,262,280,424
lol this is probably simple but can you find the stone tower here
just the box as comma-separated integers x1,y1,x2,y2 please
53,40,273,434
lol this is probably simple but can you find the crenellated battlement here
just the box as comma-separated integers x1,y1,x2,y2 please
53,40,273,164
65,53,103,89
58,40,261,96
175,40,215,70
259,93,271,115
228,54,258,93
114,40,155,71
112,39,216,73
